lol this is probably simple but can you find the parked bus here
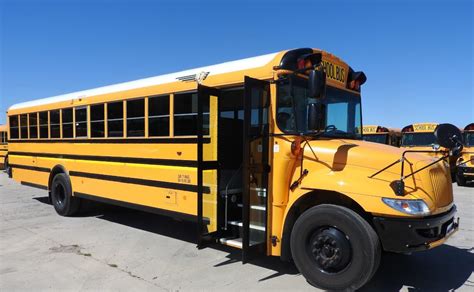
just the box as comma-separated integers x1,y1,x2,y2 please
401,123,460,177
456,123,474,186
363,125,401,146
0,124,7,170
6,48,460,290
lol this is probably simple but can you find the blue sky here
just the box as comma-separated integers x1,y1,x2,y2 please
1,0,472,128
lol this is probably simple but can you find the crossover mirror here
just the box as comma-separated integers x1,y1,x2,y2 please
434,123,463,150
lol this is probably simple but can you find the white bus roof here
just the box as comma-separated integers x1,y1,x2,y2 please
8,52,279,111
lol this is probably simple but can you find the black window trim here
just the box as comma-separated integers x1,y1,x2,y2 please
28,112,38,139
126,98,145,138
75,106,88,138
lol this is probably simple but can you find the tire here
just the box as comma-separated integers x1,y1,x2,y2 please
51,173,80,216
456,174,466,187
290,204,381,291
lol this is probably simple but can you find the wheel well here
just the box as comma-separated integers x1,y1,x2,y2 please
280,190,373,262
48,165,68,194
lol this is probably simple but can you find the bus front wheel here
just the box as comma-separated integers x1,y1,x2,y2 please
456,174,467,187
51,173,80,216
290,204,381,291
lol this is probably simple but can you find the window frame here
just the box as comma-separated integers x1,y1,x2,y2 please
49,109,61,139
173,91,209,137
28,112,38,139
148,94,170,137
126,98,145,138
9,115,20,140
90,103,106,138
107,100,124,138
75,106,88,138
20,114,28,139
62,108,74,139
39,111,49,139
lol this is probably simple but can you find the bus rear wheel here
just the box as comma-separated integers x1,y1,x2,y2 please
290,204,381,291
51,173,80,216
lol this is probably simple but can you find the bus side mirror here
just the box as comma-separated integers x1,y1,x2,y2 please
434,123,463,155
309,70,326,98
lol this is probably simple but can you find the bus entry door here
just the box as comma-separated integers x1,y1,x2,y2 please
242,76,271,262
197,85,220,248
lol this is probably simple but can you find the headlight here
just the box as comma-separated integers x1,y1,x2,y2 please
382,198,430,216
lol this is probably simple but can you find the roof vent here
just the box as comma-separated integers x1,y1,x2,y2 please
176,71,209,84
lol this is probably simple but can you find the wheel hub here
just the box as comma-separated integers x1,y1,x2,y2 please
309,227,351,273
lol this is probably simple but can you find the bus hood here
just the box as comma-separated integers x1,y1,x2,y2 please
298,139,453,214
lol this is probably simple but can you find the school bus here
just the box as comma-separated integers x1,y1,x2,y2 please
401,123,458,175
6,48,460,290
0,124,7,170
456,123,474,186
363,125,401,146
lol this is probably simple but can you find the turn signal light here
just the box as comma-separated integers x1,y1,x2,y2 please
349,80,360,90
291,137,303,156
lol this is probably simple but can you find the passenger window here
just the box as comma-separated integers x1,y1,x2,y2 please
148,95,170,137
50,110,60,138
39,111,48,139
107,101,123,137
9,115,19,139
20,114,28,139
90,104,105,138
62,108,73,138
126,99,145,137
29,113,38,138
75,107,88,138
174,92,209,136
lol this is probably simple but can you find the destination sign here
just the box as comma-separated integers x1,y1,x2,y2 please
321,59,346,85
413,123,437,132
363,126,378,134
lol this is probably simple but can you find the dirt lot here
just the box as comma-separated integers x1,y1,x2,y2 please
0,173,472,291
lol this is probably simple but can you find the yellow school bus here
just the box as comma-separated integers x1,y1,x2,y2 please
363,125,401,146
401,123,458,175
0,124,7,170
6,48,459,290
456,123,474,186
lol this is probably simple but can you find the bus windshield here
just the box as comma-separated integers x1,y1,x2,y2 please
276,77,362,139
401,132,437,146
464,132,474,146
363,134,388,144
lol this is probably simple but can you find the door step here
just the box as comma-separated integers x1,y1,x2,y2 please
219,237,259,248
228,220,265,231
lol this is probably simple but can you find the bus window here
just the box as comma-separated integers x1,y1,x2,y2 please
401,132,436,146
75,107,88,138
39,111,48,139
148,95,170,137
29,113,38,139
91,104,105,138
107,101,123,137
50,110,60,138
126,99,145,137
20,114,28,139
62,108,73,138
364,134,388,144
9,115,19,139
174,92,209,136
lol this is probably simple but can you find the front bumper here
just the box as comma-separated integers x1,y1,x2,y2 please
457,166,474,178
372,206,458,253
